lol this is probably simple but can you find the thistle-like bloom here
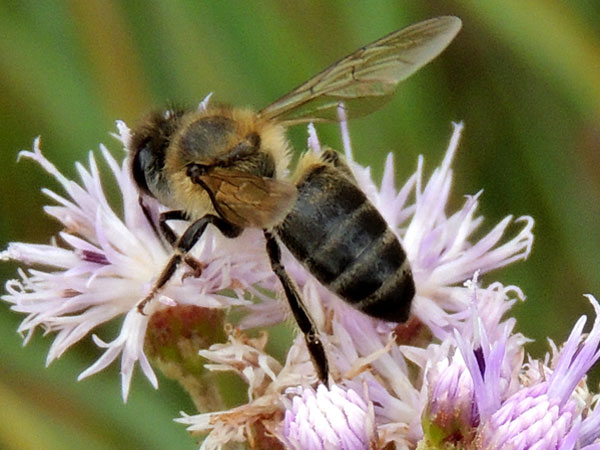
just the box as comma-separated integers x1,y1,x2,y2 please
423,344,478,440
0,123,265,400
2,114,544,448
177,123,537,448
419,289,600,450
283,384,376,450
470,295,600,450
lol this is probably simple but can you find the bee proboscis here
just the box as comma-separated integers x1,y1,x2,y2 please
130,16,462,384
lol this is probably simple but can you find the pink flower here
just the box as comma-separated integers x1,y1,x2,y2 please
2,110,555,449
1,123,259,400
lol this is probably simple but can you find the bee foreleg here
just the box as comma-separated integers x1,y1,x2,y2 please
137,215,242,314
263,230,329,385
137,197,188,247
159,210,189,246
138,196,160,237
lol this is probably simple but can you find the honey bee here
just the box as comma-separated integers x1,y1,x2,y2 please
130,16,461,384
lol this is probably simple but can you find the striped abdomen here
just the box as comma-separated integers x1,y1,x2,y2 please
275,163,414,322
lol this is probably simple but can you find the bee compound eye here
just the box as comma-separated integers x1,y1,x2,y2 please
131,141,154,196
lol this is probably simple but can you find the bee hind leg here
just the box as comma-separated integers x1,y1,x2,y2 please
137,214,242,314
320,148,356,182
263,230,329,385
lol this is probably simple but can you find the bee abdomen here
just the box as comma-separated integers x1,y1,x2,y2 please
276,164,414,323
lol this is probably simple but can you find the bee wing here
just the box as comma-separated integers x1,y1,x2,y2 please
258,16,461,126
196,168,297,229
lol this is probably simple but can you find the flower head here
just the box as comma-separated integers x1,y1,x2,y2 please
177,121,537,448
1,123,262,400
473,295,600,450
3,109,562,450
423,346,477,441
283,384,376,450
417,287,600,450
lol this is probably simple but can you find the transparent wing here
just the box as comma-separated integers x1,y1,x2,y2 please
197,168,297,229
258,16,461,125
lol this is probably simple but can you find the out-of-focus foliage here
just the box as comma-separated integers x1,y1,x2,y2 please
1,2,599,448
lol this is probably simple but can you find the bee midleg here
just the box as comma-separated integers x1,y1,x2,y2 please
264,230,329,386
137,214,242,314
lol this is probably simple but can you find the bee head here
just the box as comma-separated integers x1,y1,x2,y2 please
129,109,185,202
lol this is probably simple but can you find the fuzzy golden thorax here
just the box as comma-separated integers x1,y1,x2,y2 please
130,105,292,222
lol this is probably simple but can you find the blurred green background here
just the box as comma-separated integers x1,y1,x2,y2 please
1,1,599,449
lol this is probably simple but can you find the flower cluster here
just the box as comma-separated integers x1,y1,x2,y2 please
2,112,600,449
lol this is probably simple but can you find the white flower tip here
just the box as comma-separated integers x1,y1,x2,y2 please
199,93,213,111
439,121,464,171
45,355,55,367
120,363,139,403
21,332,33,346
337,104,353,161
173,411,195,427
121,383,130,403
158,295,177,307
515,215,534,227
0,248,12,261
91,333,109,348
17,137,42,162
452,121,464,132
307,123,321,153
513,216,535,258
0,244,26,262
16,151,27,163
584,294,600,319
463,270,481,289
336,102,347,122
504,284,526,302
112,120,132,149
77,371,90,382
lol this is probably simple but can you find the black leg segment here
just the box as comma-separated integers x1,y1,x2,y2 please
138,196,160,238
264,230,329,385
137,197,188,247
137,214,242,314
159,209,189,245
